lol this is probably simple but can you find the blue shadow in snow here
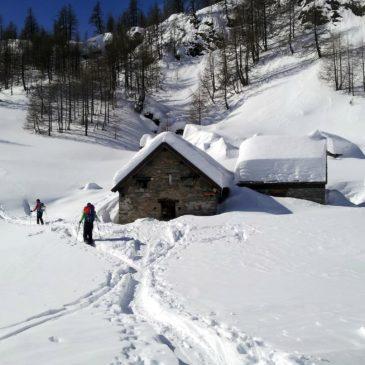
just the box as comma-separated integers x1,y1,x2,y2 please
0,139,30,147
221,186,293,215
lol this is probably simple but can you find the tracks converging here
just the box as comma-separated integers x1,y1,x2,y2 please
0,211,311,365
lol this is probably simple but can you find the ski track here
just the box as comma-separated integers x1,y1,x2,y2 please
0,208,317,365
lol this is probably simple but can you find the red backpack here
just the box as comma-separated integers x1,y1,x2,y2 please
84,205,95,223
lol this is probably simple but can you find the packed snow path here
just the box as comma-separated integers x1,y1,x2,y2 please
0,208,315,365
152,57,204,130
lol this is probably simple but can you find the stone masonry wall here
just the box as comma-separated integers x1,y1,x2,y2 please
118,147,221,224
248,185,326,204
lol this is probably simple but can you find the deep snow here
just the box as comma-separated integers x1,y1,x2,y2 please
1,4,365,365
234,135,327,183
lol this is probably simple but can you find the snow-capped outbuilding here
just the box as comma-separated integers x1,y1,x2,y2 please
235,135,327,204
112,132,232,223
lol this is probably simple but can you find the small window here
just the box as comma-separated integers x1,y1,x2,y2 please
134,176,151,190
181,174,199,187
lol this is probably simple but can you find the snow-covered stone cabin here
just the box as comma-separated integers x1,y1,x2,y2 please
112,132,232,224
234,135,327,204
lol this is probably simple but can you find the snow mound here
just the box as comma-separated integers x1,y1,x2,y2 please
220,186,292,215
140,134,155,148
143,96,169,123
235,135,327,183
326,189,355,207
96,195,119,223
310,130,365,159
184,124,220,149
183,124,238,160
358,326,365,338
128,27,145,39
82,182,103,190
113,132,232,189
330,181,365,206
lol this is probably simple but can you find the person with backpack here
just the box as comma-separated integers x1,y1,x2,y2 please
31,199,45,225
79,203,99,245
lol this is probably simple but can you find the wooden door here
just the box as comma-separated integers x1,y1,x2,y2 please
159,199,176,221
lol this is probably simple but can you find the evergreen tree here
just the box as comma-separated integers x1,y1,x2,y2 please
147,3,162,26
89,1,105,34
163,0,184,18
54,5,78,43
3,22,17,40
299,0,332,58
106,15,115,33
20,8,39,40
129,0,139,27
0,16,3,40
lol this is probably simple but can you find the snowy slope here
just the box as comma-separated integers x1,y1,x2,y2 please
1,3,365,365
162,204,365,365
0,88,153,217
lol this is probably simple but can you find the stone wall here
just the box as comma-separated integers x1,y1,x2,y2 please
240,183,326,204
118,147,221,224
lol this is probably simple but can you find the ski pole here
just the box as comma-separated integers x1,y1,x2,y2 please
96,220,101,240
76,222,81,242
44,210,50,228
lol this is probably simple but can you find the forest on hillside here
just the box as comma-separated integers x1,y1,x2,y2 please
0,0,364,137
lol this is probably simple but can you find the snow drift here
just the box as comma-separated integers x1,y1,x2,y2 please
310,130,365,159
183,124,239,160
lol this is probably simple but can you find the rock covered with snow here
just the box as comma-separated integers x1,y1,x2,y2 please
142,96,169,125
310,130,364,159
82,182,103,190
128,27,145,39
159,3,225,58
85,33,113,53
183,124,238,160
139,134,155,148
235,135,327,183
114,132,232,189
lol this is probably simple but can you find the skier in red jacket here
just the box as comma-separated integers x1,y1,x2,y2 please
79,203,99,245
31,199,45,225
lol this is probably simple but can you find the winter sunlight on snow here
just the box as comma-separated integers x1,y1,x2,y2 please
1,1,365,364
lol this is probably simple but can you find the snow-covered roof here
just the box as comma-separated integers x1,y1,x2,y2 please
235,135,327,184
113,132,232,190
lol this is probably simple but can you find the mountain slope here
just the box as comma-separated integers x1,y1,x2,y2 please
1,2,365,365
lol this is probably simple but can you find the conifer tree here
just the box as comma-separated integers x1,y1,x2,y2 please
3,22,17,40
0,16,3,40
54,5,78,43
89,1,105,34
20,8,39,40
299,0,332,58
106,15,115,33
129,0,139,27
